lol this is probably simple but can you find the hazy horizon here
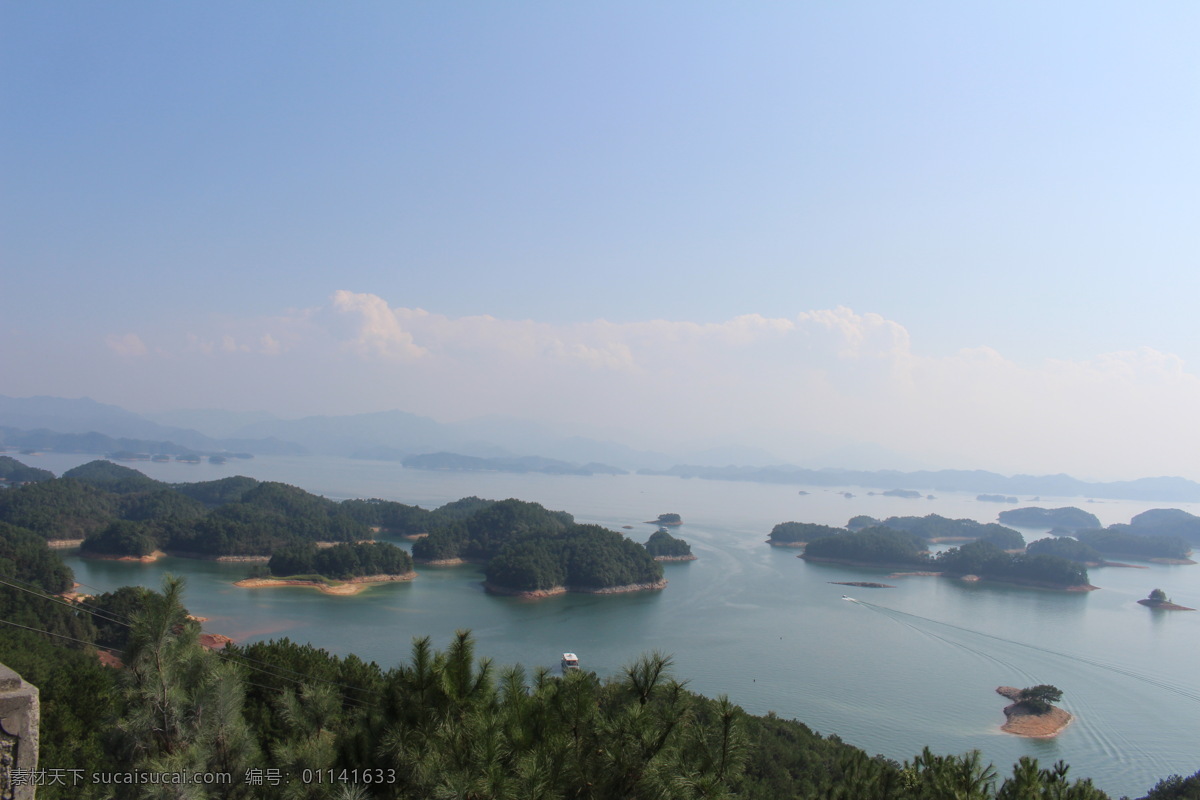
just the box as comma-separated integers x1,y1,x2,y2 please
4,3,1199,482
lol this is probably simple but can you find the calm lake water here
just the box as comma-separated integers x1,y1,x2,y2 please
29,453,1200,799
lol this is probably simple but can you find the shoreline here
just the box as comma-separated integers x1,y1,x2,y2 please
654,554,698,562
47,539,84,548
234,572,417,595
414,556,487,566
1138,599,1195,611
82,549,167,563
483,578,668,599
767,540,807,548
996,687,1073,738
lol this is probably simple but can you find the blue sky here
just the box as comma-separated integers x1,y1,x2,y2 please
3,3,1199,478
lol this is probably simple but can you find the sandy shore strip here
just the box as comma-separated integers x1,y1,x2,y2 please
767,540,807,548
47,539,84,548
413,556,489,566
82,549,167,563
996,687,1073,737
234,572,417,595
654,554,698,562
483,578,668,599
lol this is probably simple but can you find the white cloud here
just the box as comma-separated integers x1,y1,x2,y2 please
87,292,1200,480
105,333,148,357
329,290,428,360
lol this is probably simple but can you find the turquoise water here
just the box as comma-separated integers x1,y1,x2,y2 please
30,453,1200,799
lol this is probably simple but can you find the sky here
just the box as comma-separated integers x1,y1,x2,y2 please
2,2,1199,480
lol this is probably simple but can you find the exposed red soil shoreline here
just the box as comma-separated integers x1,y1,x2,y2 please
996,687,1073,737
1138,599,1195,611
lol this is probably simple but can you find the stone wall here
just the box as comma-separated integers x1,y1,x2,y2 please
0,664,38,800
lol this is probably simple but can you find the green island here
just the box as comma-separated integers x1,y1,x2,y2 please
0,459,671,598
1137,588,1195,611
644,528,696,561
235,541,417,595
2,461,1200,798
411,497,666,596
995,685,1073,738
767,521,845,547
1026,536,1106,566
998,506,1102,531
792,520,1091,590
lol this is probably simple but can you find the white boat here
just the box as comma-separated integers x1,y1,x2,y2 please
561,652,581,672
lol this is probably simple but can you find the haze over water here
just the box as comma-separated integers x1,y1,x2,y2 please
34,452,1200,800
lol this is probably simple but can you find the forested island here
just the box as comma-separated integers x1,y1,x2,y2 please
409,497,665,596
234,541,417,595
783,515,1091,590
644,528,695,560
768,521,845,546
998,506,1101,531
0,458,670,598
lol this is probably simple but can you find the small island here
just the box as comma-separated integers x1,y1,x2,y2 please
996,685,1072,738
645,513,682,526
235,541,417,596
767,521,844,548
644,528,696,561
1137,588,1195,611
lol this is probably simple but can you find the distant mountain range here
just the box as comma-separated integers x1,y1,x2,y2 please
636,464,1200,503
5,394,1200,502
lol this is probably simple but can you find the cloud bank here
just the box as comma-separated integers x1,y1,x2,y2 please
33,291,1200,480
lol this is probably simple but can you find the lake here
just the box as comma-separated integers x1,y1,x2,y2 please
28,452,1200,799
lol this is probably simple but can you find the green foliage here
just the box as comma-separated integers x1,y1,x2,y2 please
1075,528,1192,560
1018,685,1063,714
173,475,262,507
0,477,120,539
1027,536,1103,564
0,455,55,483
770,521,844,543
0,628,120,800
62,459,167,494
645,528,693,557
414,497,572,562
847,515,881,531
1128,509,1200,546
1149,588,1169,603
1141,769,1200,800
485,523,663,591
81,519,159,557
269,541,414,580
89,585,155,650
879,514,1024,548
998,506,1101,531
937,541,1090,587
656,513,682,524
0,520,74,593
803,527,930,565
339,498,433,534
